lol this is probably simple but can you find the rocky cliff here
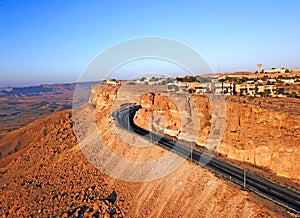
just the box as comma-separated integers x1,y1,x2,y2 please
89,84,119,111
218,99,300,181
85,84,290,217
1,84,295,217
134,92,300,182
89,84,300,182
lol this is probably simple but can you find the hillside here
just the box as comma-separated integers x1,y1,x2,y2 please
0,85,294,217
134,91,300,191
0,82,93,134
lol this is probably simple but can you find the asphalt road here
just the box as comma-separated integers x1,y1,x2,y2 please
112,104,300,213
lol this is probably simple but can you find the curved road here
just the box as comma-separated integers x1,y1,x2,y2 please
112,104,300,213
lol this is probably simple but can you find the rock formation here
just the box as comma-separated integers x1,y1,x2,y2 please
134,90,300,182
0,84,297,217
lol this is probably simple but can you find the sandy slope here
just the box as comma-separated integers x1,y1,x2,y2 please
0,100,296,217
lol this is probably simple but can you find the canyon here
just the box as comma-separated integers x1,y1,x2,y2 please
89,83,300,185
0,83,299,217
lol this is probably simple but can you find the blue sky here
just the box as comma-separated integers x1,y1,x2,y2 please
0,0,299,86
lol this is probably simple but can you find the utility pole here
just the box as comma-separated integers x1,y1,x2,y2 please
190,145,192,162
150,115,154,143
127,110,130,131
150,127,152,143
244,169,246,189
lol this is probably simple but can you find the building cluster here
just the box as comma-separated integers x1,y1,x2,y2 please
104,67,300,98
261,68,288,74
178,77,298,97
132,74,299,97
259,67,300,74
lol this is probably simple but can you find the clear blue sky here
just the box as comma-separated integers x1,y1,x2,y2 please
0,0,299,86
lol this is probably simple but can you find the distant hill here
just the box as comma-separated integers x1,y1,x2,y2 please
0,81,98,133
0,82,98,97
229,71,254,75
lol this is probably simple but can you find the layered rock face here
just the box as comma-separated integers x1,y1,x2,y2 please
1,84,295,217
89,84,118,111
219,100,300,181
89,84,300,181
134,93,300,182
134,93,181,135
135,92,209,144
85,84,288,217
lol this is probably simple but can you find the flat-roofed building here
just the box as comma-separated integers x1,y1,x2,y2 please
103,79,120,85
235,83,256,96
265,85,277,96
222,82,234,95
262,68,287,74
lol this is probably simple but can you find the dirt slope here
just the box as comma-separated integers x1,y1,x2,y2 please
0,85,297,217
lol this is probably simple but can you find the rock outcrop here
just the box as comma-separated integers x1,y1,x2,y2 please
134,92,300,182
0,84,295,217
90,84,300,182
89,84,119,111
218,99,300,181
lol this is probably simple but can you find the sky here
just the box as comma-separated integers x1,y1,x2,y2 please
0,0,299,86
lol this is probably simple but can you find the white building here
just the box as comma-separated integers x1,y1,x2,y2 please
103,79,120,85
280,79,295,83
262,68,287,74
